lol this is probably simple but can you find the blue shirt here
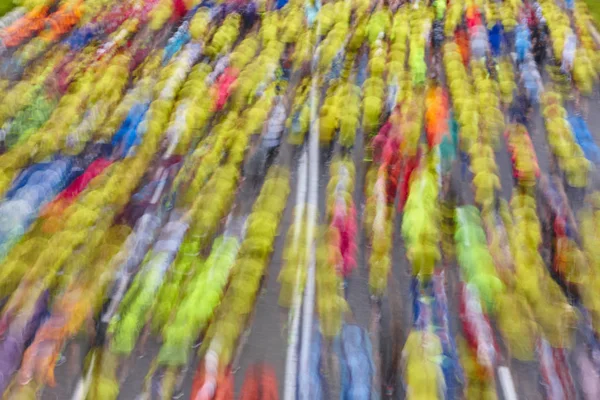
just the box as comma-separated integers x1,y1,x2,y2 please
305,0,320,27
489,23,503,56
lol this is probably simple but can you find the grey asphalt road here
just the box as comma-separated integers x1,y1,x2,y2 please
40,69,600,400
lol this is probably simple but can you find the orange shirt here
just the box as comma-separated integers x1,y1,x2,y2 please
455,30,470,66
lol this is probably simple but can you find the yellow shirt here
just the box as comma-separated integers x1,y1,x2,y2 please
470,156,498,174
408,242,441,278
473,171,500,205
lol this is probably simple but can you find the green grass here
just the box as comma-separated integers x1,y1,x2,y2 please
584,0,600,26
0,0,16,17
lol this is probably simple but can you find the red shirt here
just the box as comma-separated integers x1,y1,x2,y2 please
214,68,238,111
42,158,113,217
173,0,188,18
372,122,391,164
398,150,422,211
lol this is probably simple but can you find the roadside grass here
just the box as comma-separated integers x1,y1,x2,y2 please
0,1,15,17
584,0,600,26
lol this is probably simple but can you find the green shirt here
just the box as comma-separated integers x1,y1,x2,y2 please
439,117,458,173
434,0,446,20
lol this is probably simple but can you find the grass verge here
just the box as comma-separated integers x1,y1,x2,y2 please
584,0,600,27
0,1,15,18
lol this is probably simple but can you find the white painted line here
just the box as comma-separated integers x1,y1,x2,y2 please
298,251,317,400
298,10,323,399
71,352,96,400
283,149,309,400
498,366,518,400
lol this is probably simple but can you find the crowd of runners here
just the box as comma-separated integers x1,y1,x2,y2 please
0,0,599,399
